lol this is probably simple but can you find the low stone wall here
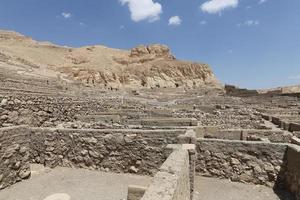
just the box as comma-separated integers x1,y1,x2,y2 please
0,125,187,191
225,84,259,97
202,129,243,140
261,113,272,121
196,139,287,187
76,114,121,123
140,149,191,200
295,132,300,138
290,122,300,132
0,94,145,128
259,109,300,116
0,126,31,189
29,128,185,175
264,114,300,133
286,145,300,200
245,129,293,143
198,128,292,143
272,116,281,126
128,118,198,127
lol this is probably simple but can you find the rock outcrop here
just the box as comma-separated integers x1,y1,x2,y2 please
0,30,221,90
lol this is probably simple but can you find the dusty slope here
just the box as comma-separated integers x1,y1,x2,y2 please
0,30,221,89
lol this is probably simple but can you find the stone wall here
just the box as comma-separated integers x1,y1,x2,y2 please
0,126,31,189
225,84,259,97
0,95,100,127
140,149,191,200
196,139,287,187
128,118,198,127
0,94,145,128
200,129,242,140
264,114,300,132
245,129,293,143
0,125,188,191
290,122,300,132
198,128,292,143
286,145,300,200
29,128,184,175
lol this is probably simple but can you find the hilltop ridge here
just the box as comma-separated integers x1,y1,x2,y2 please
0,30,221,90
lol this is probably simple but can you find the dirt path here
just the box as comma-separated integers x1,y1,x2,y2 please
0,165,151,200
194,176,294,200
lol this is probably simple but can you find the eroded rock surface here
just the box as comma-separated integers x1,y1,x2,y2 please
0,30,221,90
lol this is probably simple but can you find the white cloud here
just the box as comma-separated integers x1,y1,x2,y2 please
238,20,260,27
259,0,267,4
168,16,182,26
200,20,207,25
62,12,72,19
200,0,238,14
119,0,162,22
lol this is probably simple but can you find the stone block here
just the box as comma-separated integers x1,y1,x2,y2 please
141,150,190,200
127,185,147,200
286,145,300,199
178,135,191,144
290,123,300,132
272,116,281,126
291,137,300,145
261,114,271,121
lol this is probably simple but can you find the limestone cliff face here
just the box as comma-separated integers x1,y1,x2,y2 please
0,30,221,89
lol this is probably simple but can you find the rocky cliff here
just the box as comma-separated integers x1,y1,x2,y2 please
0,30,221,90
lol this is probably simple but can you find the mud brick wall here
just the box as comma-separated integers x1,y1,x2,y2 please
285,145,300,200
196,139,288,187
0,126,31,189
29,128,185,176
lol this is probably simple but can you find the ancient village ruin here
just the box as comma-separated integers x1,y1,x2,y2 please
0,31,299,200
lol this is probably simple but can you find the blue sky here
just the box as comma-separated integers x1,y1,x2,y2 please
0,0,299,89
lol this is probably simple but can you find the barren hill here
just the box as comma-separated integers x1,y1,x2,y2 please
0,30,221,90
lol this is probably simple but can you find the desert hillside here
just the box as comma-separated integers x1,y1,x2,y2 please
0,30,221,90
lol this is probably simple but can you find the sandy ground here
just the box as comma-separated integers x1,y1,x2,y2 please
0,167,295,200
194,176,294,200
0,165,151,200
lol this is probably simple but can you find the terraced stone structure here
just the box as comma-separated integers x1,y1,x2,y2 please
1,88,300,200
1,31,300,200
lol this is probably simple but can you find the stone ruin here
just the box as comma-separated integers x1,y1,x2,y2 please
0,82,300,200
0,30,300,200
